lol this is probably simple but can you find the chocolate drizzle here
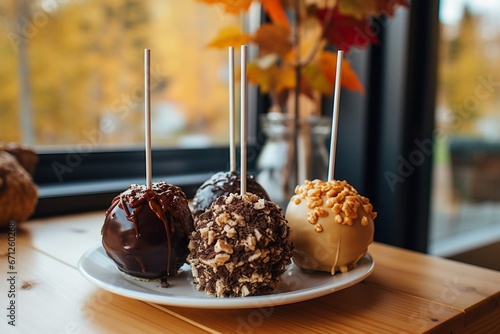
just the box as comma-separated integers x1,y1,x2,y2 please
192,171,269,217
102,181,194,279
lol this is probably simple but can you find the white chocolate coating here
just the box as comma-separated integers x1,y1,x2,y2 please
286,180,376,275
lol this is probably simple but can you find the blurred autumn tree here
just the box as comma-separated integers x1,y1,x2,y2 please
1,0,148,145
0,0,239,147
438,6,500,135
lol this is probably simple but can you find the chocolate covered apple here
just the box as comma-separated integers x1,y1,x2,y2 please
188,192,293,297
191,171,269,217
101,181,194,279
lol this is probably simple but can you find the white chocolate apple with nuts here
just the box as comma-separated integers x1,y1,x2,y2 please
286,179,376,275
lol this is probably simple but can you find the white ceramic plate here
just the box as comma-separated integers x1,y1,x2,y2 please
78,245,374,309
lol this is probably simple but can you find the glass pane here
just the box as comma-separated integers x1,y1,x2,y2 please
0,0,241,150
429,0,500,262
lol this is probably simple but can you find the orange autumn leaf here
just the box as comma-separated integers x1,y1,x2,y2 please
318,51,364,93
252,23,292,55
302,63,332,95
283,18,325,65
273,66,296,94
337,0,377,20
247,62,295,94
207,25,251,48
195,0,252,14
261,0,290,30
247,63,274,92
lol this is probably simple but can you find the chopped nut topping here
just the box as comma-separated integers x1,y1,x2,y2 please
243,234,256,251
214,239,233,254
214,253,230,265
225,195,234,204
207,230,216,245
307,212,318,224
315,207,328,218
307,189,320,197
215,212,230,226
291,179,377,227
254,229,262,241
253,199,265,210
216,280,225,295
223,225,237,238
314,224,323,232
241,285,250,297
248,249,261,262
199,227,209,238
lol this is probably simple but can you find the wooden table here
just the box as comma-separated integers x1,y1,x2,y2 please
1,211,499,333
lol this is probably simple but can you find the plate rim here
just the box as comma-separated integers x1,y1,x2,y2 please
78,245,374,309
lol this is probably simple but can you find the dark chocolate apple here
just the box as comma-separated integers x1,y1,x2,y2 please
101,181,194,279
191,171,269,217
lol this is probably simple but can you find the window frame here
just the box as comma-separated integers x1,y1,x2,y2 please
362,0,439,253
33,85,265,218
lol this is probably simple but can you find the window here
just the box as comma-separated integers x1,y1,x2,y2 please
1,0,241,148
428,0,500,266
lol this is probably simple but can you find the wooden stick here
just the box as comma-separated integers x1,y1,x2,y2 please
144,49,152,189
240,45,247,195
327,50,344,181
229,46,236,173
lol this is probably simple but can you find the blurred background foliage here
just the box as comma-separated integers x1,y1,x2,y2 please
0,0,238,147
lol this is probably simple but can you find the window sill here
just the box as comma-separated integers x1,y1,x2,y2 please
428,222,500,256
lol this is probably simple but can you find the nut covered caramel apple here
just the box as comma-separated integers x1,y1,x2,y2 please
101,181,194,279
191,171,270,217
286,179,376,275
188,193,293,297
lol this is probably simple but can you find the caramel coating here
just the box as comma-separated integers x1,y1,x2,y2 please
286,179,376,275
